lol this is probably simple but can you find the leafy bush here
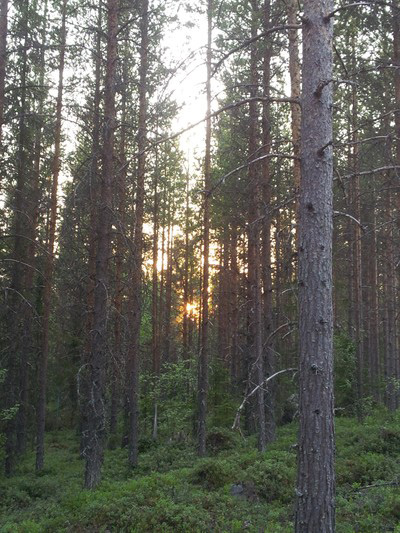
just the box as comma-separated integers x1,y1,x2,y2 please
244,450,296,504
191,458,236,490
206,427,238,455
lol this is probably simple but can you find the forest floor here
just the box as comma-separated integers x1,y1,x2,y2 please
1,411,400,532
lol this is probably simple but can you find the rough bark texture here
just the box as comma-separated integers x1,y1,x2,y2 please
84,0,118,489
295,3,335,532
197,0,212,457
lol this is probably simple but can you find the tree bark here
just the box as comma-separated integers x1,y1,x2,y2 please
0,0,8,143
80,0,102,456
295,3,335,531
261,0,276,444
35,0,67,472
247,0,266,452
84,0,118,489
198,0,212,457
126,0,149,468
287,0,302,237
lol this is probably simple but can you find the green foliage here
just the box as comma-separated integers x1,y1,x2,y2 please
206,426,239,455
334,333,356,410
1,413,400,532
244,450,296,504
191,458,236,489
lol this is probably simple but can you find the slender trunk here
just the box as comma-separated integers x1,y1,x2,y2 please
295,3,335,531
127,0,149,467
247,0,266,452
84,0,118,489
80,1,102,455
16,0,49,456
261,0,275,444
287,0,301,241
110,57,128,437
350,78,363,419
198,0,212,456
230,225,239,384
5,5,29,476
183,171,190,358
164,198,173,363
36,0,67,472
383,181,397,411
0,0,8,143
151,148,159,440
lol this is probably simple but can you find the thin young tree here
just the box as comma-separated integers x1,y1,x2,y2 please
127,0,149,468
198,0,213,457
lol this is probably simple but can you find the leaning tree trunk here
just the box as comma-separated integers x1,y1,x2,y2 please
84,0,118,489
126,0,149,468
295,3,335,532
198,0,213,457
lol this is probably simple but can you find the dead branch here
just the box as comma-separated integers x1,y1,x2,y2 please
232,368,298,431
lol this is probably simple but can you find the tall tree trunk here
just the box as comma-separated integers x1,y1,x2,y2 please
110,54,128,437
84,0,118,489
0,0,8,143
36,0,67,472
247,0,266,452
230,225,239,384
349,78,363,419
127,0,149,468
16,0,49,456
151,148,160,440
4,4,29,475
80,1,102,456
198,0,212,457
261,0,276,444
183,171,190,358
295,3,335,531
287,0,302,236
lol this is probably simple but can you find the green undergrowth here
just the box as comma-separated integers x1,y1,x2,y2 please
1,411,400,532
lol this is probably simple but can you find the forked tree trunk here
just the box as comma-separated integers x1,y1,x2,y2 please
84,0,118,489
295,3,335,531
